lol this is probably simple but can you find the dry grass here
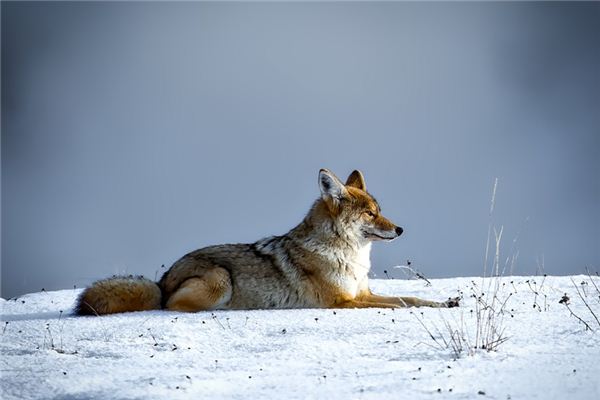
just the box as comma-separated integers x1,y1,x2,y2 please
414,178,513,358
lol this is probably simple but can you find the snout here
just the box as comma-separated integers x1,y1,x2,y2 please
362,225,404,241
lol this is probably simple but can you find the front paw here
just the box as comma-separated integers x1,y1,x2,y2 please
444,297,460,308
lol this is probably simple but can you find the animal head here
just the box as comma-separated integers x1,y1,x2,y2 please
317,169,403,243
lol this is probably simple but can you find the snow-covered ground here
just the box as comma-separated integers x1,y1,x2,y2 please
1,276,599,399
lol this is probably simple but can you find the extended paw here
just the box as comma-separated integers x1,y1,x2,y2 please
444,297,460,308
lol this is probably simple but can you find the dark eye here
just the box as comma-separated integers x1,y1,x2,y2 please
365,210,376,218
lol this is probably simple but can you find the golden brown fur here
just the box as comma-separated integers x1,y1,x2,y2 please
76,169,459,315
76,276,161,315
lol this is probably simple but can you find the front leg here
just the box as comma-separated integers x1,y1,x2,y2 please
361,292,460,308
333,299,399,309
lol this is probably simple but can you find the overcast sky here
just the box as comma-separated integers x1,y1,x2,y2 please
2,2,599,299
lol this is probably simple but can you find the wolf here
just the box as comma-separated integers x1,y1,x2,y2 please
76,169,459,315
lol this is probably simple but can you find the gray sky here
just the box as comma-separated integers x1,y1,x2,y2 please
2,2,599,299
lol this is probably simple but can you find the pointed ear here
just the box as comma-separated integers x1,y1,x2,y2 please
318,169,348,203
345,170,366,191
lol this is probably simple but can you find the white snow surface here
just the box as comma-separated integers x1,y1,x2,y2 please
1,276,599,399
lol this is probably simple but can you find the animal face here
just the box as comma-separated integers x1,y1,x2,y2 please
318,169,403,243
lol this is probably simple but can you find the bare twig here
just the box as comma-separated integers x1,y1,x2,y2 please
411,312,446,351
393,262,431,286
570,277,600,328
562,301,594,332
585,267,600,305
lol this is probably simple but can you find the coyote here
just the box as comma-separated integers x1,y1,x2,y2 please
76,169,459,315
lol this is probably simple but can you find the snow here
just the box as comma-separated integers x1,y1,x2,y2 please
1,276,599,399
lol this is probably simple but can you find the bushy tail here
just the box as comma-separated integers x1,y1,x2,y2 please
75,275,162,316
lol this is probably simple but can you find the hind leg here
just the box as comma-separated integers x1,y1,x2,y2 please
165,268,232,312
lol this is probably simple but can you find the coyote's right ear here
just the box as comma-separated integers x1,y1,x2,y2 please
319,169,347,205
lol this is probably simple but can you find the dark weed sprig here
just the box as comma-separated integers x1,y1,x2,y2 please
526,277,548,312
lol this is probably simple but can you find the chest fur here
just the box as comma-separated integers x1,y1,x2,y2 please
322,243,372,299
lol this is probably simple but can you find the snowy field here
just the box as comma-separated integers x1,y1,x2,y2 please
1,275,599,400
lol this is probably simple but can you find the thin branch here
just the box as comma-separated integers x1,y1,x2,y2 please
570,278,600,327
563,301,594,332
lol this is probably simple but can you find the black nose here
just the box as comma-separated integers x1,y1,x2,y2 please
395,226,404,236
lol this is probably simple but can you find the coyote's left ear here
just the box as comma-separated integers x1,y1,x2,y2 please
319,169,348,204
345,170,366,191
